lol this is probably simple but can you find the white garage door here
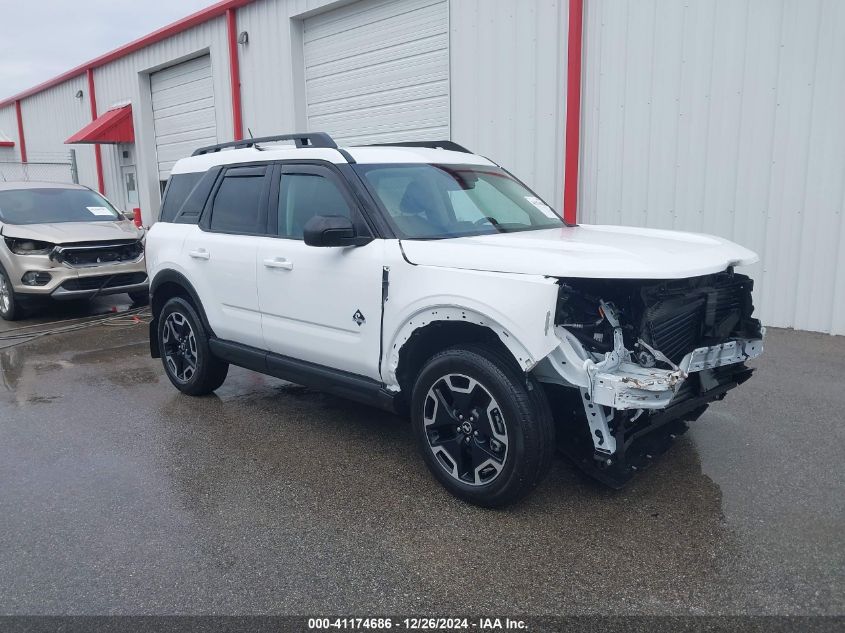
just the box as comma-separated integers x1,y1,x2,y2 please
304,0,449,145
150,55,217,180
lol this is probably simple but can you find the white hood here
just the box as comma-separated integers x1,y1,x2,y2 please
400,224,758,280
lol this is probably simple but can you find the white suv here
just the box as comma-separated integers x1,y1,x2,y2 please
146,133,764,506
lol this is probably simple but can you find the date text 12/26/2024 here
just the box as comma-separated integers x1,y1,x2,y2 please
308,618,528,631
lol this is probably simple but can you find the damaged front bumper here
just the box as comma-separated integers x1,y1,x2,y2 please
536,326,763,411
587,337,764,410
534,314,764,459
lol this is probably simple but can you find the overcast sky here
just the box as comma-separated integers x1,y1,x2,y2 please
0,0,216,100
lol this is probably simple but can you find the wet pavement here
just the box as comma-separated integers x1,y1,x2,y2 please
0,302,842,615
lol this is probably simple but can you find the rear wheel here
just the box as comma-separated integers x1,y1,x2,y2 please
0,268,23,321
411,344,555,507
157,297,228,395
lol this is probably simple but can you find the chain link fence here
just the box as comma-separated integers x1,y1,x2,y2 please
0,150,78,184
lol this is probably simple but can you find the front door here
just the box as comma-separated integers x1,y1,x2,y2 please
256,163,383,380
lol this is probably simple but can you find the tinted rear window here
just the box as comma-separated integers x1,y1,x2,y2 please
0,188,121,225
159,173,203,222
209,175,265,234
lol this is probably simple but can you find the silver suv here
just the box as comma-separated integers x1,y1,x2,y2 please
0,181,148,320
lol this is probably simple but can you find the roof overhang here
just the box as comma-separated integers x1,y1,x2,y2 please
66,104,134,144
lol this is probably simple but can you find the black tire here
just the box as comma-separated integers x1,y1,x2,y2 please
411,344,555,507
0,266,23,321
157,297,228,396
128,290,150,306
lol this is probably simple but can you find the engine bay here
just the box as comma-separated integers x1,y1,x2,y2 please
532,268,765,485
555,269,763,367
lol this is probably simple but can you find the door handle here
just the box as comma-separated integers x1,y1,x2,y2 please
189,248,210,260
263,257,293,271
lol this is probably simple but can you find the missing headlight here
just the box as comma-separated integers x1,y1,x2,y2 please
4,237,54,256
556,283,616,353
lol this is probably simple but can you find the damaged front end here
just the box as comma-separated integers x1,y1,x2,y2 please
534,269,763,487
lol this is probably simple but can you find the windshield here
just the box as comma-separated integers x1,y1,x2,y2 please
356,164,565,238
0,188,121,225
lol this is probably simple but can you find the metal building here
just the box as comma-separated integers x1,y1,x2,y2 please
0,0,843,334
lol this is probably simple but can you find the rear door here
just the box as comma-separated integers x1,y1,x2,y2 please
256,163,384,379
182,165,269,348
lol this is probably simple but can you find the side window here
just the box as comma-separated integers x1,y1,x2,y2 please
209,172,265,234
159,173,202,222
277,172,352,239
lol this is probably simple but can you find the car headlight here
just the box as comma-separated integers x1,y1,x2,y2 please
4,237,55,256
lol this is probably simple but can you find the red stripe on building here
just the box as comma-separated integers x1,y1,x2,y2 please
87,69,106,194
563,0,584,225
14,100,27,163
227,7,244,141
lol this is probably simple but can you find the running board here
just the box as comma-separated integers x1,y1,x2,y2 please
208,338,399,413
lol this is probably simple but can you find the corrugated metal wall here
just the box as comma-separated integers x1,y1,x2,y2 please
580,0,845,334
302,0,450,145
0,81,96,187
0,105,19,162
238,0,569,206
235,0,339,137
150,54,218,179
14,78,98,188
450,0,568,208
0,101,23,179
92,16,233,219
6,0,843,335
5,0,570,219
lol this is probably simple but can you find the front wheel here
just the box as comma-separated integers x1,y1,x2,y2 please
0,267,23,321
157,297,228,395
411,344,555,507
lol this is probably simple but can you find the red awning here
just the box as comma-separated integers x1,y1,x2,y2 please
66,104,134,144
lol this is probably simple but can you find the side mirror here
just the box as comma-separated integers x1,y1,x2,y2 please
123,209,135,221
303,215,371,247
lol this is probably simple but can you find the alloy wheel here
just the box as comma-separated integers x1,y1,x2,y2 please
423,373,509,485
0,275,10,315
162,312,198,383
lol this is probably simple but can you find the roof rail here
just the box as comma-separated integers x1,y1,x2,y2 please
364,140,472,154
192,132,337,156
